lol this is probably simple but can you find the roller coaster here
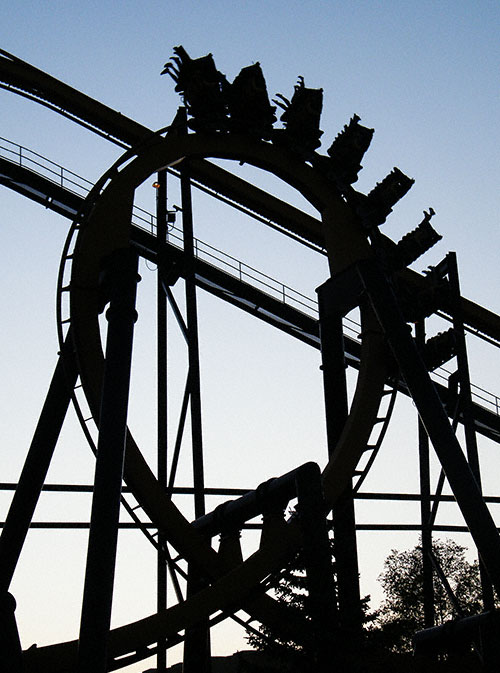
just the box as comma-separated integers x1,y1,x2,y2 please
2,46,500,672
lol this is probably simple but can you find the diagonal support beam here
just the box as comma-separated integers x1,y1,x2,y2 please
317,280,361,641
358,258,500,594
0,333,77,593
77,249,140,673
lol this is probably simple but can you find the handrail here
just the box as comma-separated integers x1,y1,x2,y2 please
1,136,499,419
0,136,324,324
0,136,93,197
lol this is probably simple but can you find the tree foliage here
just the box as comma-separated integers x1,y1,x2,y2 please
246,536,488,671
246,539,375,672
372,538,483,652
246,547,318,672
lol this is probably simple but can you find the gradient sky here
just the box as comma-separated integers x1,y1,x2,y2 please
1,2,500,670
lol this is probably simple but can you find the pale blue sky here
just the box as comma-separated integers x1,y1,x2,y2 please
1,2,500,670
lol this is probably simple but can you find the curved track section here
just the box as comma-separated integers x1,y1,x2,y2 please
3,48,500,341
0,51,472,668
5,48,481,671
20,131,390,671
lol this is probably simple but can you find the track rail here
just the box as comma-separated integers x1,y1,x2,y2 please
2,49,500,345
2,139,500,441
23,128,386,672
3,48,500,670
10,123,390,671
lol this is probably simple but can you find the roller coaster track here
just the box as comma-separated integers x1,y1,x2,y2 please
2,48,500,344
0,50,392,671
3,47,500,672
1,137,499,444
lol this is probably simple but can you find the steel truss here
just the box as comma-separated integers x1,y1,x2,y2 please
2,47,500,672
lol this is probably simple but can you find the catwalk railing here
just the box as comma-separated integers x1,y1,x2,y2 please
1,135,500,419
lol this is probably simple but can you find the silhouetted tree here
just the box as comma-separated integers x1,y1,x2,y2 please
371,538,484,653
246,548,318,672
246,540,375,672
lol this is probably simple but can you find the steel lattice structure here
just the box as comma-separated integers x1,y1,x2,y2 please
1,47,500,672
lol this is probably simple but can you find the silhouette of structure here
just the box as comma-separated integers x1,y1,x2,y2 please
1,46,500,671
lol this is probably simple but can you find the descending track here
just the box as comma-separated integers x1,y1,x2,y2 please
35,119,388,673
0,48,391,670
3,47,500,671
2,46,500,342
2,137,500,442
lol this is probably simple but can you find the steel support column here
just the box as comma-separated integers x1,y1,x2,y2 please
446,252,495,611
317,280,361,642
415,320,435,629
0,591,22,673
295,462,340,672
358,258,500,594
77,248,139,673
181,161,206,521
180,155,210,673
0,334,77,592
156,169,168,672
